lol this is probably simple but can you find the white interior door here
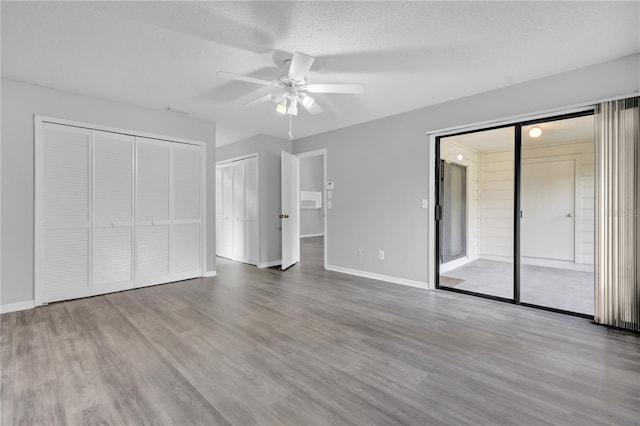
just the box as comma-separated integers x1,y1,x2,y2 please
243,157,258,264
220,164,234,258
172,144,203,280
281,151,300,270
521,159,575,261
232,162,245,261
40,123,92,303
135,138,171,287
92,131,134,295
215,166,224,258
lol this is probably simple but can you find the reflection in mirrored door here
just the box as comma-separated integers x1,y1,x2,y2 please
438,127,515,300
441,161,467,263
520,115,595,315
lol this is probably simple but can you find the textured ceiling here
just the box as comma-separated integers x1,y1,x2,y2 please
2,1,638,146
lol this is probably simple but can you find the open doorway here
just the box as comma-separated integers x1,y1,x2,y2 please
296,149,327,268
435,113,595,316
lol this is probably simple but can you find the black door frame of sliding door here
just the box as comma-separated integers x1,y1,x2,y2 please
434,110,595,319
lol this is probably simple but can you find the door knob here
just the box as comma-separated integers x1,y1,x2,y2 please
566,213,573,218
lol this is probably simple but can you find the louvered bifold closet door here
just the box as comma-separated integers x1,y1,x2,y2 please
215,166,225,258
92,131,135,295
232,162,246,261
243,157,258,264
220,164,234,259
135,138,172,287
172,144,203,280
41,123,92,303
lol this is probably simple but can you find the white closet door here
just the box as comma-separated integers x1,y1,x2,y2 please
243,157,258,264
232,162,245,261
215,166,224,258
172,144,203,280
220,164,234,259
135,138,171,287
92,131,135,295
41,123,92,303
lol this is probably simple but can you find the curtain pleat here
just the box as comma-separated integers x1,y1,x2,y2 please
594,97,639,331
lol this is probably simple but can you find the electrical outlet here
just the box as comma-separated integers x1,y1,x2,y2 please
422,199,429,208
378,250,384,260
327,201,332,209
357,248,363,256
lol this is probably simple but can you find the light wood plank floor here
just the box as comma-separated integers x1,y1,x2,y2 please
2,237,639,425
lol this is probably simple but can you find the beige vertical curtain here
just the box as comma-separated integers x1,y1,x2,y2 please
594,96,639,332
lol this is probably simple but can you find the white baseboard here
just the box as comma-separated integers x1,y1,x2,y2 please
301,233,324,238
326,265,428,289
440,255,478,273
258,260,282,268
204,271,218,277
1,300,35,314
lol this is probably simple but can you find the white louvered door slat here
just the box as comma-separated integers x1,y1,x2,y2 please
172,144,202,280
136,138,171,287
41,123,92,302
92,131,134,295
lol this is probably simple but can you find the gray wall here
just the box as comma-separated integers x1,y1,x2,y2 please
216,134,292,265
293,54,640,286
299,155,324,237
1,78,216,306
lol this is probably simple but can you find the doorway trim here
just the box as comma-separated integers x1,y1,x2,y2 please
295,149,328,270
427,108,596,318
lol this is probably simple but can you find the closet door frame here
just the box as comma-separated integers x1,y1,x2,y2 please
34,115,206,306
215,153,260,265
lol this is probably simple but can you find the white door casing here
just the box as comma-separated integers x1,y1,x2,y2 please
281,151,300,270
521,159,575,261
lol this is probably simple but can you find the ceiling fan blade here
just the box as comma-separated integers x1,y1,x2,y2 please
288,51,315,81
301,101,324,115
306,83,364,94
244,94,273,106
217,71,274,86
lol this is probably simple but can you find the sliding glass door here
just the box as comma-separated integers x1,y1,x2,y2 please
435,112,595,317
437,126,515,300
519,115,595,315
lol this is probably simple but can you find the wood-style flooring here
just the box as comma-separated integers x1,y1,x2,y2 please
2,237,639,425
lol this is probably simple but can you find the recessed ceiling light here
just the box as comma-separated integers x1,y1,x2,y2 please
457,154,464,161
529,127,542,138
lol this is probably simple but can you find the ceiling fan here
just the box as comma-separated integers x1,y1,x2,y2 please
218,51,364,116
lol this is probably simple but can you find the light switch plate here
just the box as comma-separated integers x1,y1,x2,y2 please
327,201,333,209
327,191,333,199
421,199,429,209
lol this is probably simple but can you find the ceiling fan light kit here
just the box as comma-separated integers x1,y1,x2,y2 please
219,51,364,118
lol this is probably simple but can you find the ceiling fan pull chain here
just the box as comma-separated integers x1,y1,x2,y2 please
289,115,293,140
